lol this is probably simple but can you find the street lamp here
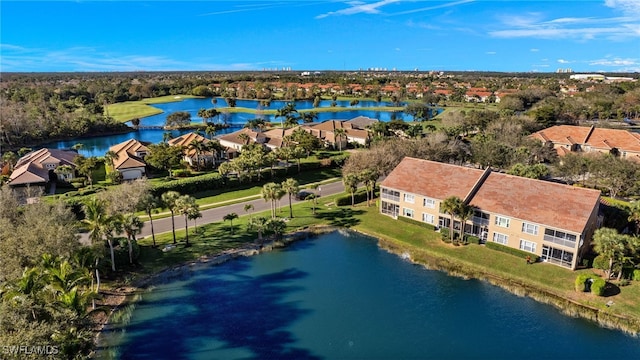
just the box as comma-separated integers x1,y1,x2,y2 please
318,186,322,197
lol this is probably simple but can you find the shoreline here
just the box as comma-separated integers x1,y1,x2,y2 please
92,224,639,357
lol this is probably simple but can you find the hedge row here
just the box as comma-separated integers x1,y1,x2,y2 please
575,274,592,292
485,241,541,262
591,278,607,296
397,215,436,231
151,172,225,196
335,189,370,206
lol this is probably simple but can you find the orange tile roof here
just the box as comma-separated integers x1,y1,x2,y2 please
532,125,640,153
469,172,600,234
381,157,486,200
381,157,601,234
109,139,149,170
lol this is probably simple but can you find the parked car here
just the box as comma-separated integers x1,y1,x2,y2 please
295,190,313,200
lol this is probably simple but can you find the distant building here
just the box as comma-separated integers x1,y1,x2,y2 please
531,125,640,161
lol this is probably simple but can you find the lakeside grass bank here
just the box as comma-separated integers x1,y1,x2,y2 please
96,196,640,354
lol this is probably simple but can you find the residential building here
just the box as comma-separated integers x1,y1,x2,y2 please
109,139,149,180
302,120,370,147
380,157,601,269
167,132,224,167
8,148,78,187
531,125,640,161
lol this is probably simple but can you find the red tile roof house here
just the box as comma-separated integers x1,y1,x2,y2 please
302,120,371,148
167,132,223,168
531,125,640,162
9,148,78,188
380,157,602,269
108,139,150,181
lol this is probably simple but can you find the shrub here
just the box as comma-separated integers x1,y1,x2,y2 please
466,235,480,245
591,278,606,296
633,269,640,281
485,242,540,262
575,274,592,292
397,216,435,231
592,255,609,271
440,228,459,242
152,172,224,196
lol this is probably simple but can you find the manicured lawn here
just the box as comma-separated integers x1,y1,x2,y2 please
105,95,200,122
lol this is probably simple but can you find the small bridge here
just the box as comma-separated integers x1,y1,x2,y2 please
134,126,165,130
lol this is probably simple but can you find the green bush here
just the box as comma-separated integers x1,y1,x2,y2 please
466,235,480,245
335,189,370,206
152,172,224,196
440,228,459,242
591,278,606,296
485,241,540,262
397,216,436,231
633,269,640,281
592,255,609,271
575,274,592,292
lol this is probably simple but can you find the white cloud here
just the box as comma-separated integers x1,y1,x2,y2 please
316,0,400,19
557,59,571,64
605,0,640,16
390,0,474,16
530,48,539,52
589,57,638,67
486,51,496,55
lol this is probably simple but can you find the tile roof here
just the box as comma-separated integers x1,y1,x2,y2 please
382,157,600,234
10,148,78,186
109,139,149,170
167,132,214,157
532,125,640,153
381,157,486,200
469,172,600,234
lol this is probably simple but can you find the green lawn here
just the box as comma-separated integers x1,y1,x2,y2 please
105,95,200,122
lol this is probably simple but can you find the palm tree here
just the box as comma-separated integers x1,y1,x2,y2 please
244,204,255,219
300,111,318,123
238,133,251,146
247,216,269,247
188,206,203,234
261,182,283,218
223,213,239,234
122,213,143,264
54,164,74,183
282,178,299,218
593,228,626,280
161,191,181,244
267,218,287,240
162,132,173,143
343,173,360,207
457,203,475,244
205,125,217,140
174,195,198,246
197,108,208,124
138,193,159,247
103,150,119,169
628,201,640,235
306,193,318,215
333,128,347,151
2,151,17,171
188,139,206,171
441,196,463,243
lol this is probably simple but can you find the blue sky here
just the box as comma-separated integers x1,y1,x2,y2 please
1,0,639,73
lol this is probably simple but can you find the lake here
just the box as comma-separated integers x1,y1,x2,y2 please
45,97,425,157
98,231,640,359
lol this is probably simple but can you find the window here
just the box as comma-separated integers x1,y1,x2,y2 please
422,213,435,224
382,188,400,202
423,198,436,209
519,239,537,253
404,193,415,204
521,222,539,235
493,232,508,245
403,208,414,218
494,216,510,228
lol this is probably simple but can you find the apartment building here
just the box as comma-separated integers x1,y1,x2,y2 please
379,157,602,269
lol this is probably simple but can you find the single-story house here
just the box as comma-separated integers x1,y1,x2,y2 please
9,148,78,187
109,139,150,180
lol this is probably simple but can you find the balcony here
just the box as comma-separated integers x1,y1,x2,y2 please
543,234,576,248
472,216,489,226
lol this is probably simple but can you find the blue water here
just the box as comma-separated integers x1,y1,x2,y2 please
101,231,640,360
43,98,427,157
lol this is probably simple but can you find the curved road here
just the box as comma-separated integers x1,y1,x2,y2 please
79,181,346,243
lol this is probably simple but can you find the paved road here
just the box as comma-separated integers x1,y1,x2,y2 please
80,181,346,243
